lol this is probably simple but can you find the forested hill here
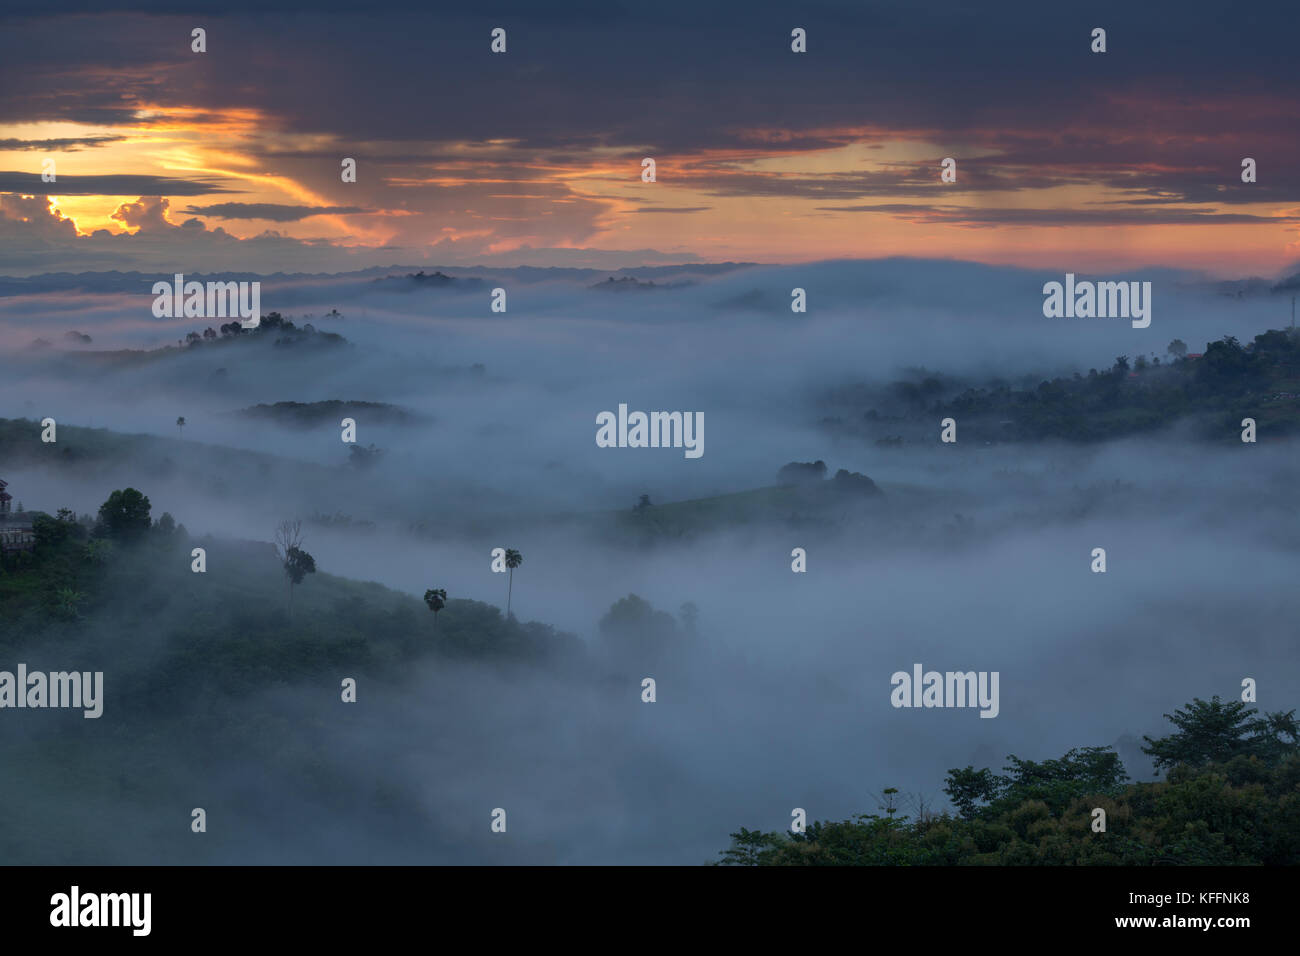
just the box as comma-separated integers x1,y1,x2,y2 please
716,696,1300,866
824,328,1300,444
0,494,581,703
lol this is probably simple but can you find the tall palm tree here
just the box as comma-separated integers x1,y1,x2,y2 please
176,416,186,437
424,588,447,631
504,549,522,618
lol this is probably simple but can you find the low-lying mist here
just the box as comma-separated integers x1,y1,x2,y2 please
1,258,1296,863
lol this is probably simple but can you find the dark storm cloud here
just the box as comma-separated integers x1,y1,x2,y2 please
2,1,1297,155
676,165,1080,200
0,136,126,151
1,0,1296,270
182,202,374,221
815,204,1300,226
633,206,711,214
0,172,239,196
954,139,1300,207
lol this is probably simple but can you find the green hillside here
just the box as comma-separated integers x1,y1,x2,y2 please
0,490,581,864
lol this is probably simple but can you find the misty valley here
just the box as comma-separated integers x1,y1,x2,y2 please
1,260,1297,865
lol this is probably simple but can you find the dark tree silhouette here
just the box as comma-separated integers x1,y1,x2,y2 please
274,519,316,615
96,488,152,540
1141,696,1299,771
504,548,522,618
424,588,447,630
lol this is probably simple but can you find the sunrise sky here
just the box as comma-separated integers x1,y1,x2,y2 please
1,0,1297,276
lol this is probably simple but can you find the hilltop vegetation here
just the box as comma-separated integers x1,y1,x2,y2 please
604,469,886,545
177,311,347,349
0,485,707,863
232,400,425,426
0,513,571,864
717,697,1300,865
827,328,1300,444
0,489,581,702
374,269,488,291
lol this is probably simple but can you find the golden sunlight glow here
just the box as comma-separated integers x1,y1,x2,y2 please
1,110,1296,272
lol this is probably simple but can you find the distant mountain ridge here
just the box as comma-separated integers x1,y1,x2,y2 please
0,262,757,296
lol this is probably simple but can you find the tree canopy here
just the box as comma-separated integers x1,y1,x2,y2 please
96,488,152,540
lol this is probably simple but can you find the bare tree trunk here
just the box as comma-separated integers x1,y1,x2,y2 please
507,570,513,618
